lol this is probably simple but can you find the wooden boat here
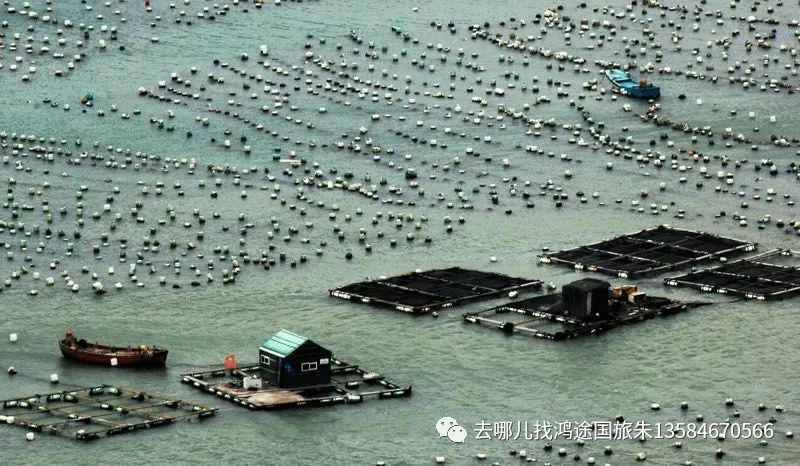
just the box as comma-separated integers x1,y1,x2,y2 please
59,330,168,367
604,69,660,99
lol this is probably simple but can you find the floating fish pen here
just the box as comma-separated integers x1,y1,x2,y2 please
665,249,800,300
464,279,699,341
539,226,755,278
0,385,216,441
330,267,542,314
180,358,411,410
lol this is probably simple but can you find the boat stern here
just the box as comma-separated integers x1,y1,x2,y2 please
628,86,660,99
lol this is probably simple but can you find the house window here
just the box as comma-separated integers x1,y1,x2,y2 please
301,362,318,372
261,354,271,366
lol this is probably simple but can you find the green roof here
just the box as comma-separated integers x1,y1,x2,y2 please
260,330,308,358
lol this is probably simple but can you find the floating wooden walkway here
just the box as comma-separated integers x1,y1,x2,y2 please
539,225,755,278
464,292,694,340
329,267,542,314
181,358,411,410
665,249,800,300
0,385,216,441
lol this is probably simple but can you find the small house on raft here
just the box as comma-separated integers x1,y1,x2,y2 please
259,330,332,388
181,330,412,410
464,278,701,340
561,278,612,321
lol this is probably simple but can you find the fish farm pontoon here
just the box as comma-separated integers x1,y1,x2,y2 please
330,267,542,314
539,226,755,278
665,249,800,300
181,358,410,410
181,330,411,410
0,385,215,441
464,279,698,340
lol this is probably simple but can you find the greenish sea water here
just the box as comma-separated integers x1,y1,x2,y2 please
1,0,799,464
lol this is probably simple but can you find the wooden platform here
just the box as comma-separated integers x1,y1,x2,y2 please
665,249,800,300
223,385,308,406
539,225,755,278
0,385,216,441
330,267,542,314
181,359,411,410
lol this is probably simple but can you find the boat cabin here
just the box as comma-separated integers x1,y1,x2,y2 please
258,330,332,388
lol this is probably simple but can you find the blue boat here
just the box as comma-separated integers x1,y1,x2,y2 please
604,69,660,99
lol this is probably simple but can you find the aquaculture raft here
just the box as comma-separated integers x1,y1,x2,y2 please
181,358,411,410
539,225,755,278
330,267,542,314
0,385,216,441
463,282,695,341
665,249,800,300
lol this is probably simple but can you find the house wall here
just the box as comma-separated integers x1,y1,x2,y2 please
259,342,333,388
280,344,332,388
259,349,280,385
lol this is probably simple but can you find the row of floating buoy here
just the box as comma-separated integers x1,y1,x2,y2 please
0,112,490,288
5,1,800,304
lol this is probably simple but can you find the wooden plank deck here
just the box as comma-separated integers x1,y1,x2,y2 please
221,385,308,407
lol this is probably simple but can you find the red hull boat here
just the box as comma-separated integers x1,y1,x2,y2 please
59,330,168,367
